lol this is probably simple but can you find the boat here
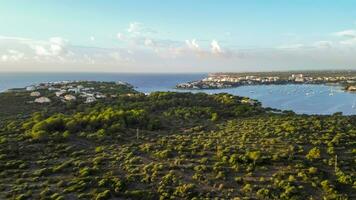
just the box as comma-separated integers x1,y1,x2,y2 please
329,88,334,96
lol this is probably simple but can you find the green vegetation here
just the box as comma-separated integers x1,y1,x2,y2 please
0,82,355,199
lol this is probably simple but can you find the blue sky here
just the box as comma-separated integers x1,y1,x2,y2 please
1,0,356,72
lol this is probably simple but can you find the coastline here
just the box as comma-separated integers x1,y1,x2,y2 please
176,82,356,93
175,71,356,93
1,73,356,115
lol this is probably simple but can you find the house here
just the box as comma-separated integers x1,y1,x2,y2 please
347,86,356,91
68,88,80,93
34,97,51,104
95,94,106,99
26,86,36,91
291,74,303,78
30,91,41,97
55,91,65,97
85,96,97,103
64,94,77,101
47,87,57,91
295,77,305,82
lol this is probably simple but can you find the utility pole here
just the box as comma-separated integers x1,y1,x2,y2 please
136,128,139,140
334,154,338,173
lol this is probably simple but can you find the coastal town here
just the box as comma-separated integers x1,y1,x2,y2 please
176,71,356,92
5,81,136,104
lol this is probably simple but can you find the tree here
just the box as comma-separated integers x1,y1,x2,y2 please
306,147,321,161
247,151,261,165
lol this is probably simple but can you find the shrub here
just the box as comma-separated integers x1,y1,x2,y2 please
306,147,321,161
95,190,111,200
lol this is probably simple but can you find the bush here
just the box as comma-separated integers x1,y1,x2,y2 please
95,190,111,200
306,147,321,161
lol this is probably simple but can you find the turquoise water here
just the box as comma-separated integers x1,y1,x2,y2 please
0,73,355,115
174,84,356,115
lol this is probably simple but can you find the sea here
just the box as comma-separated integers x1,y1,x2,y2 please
1,72,356,115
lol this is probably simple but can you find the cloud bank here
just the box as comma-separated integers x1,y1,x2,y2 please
1,22,356,72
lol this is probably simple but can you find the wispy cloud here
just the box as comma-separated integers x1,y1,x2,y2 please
0,36,134,65
1,50,25,62
334,29,356,45
2,22,356,72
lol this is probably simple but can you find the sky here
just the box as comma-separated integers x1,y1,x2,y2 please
1,0,356,72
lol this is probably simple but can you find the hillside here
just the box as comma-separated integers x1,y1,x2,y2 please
0,82,355,200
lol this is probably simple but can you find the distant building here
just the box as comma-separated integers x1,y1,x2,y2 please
291,74,304,78
95,94,106,99
64,94,77,101
34,97,51,104
85,96,96,103
68,88,80,93
26,86,36,91
295,77,305,82
30,91,41,97
48,87,58,91
55,91,65,97
347,86,356,91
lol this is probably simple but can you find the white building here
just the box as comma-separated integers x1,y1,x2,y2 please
295,77,305,82
34,97,51,104
55,91,66,97
64,94,77,101
348,86,356,91
96,94,106,99
26,86,36,91
68,88,80,93
48,87,58,91
292,74,304,78
30,91,41,97
85,96,97,103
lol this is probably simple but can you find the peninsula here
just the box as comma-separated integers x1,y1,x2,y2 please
176,70,356,92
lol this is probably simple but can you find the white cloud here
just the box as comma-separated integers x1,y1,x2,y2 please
185,39,200,51
117,33,125,40
1,49,24,62
334,29,356,46
0,35,32,42
33,45,50,56
211,40,223,55
340,38,356,45
335,30,356,38
144,38,155,47
31,37,68,57
0,35,135,65
127,22,141,34
90,36,95,41
278,43,305,49
127,22,156,36
313,41,332,48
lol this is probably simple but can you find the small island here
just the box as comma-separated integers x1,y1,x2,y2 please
176,70,356,92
